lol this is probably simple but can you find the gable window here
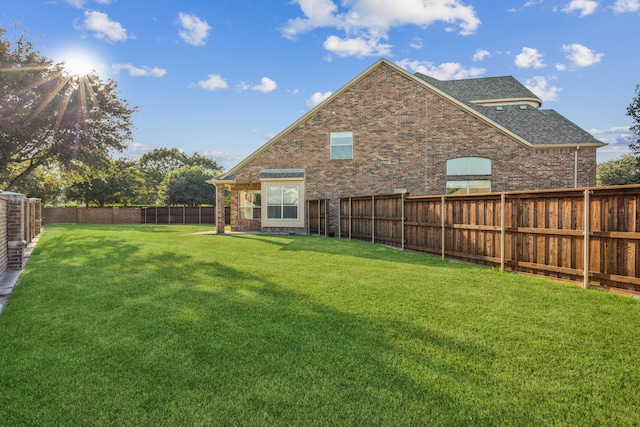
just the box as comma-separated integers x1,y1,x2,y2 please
446,157,492,195
446,157,491,175
239,190,261,220
266,186,299,220
330,131,353,160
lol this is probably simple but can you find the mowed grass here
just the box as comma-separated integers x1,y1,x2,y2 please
1,225,639,426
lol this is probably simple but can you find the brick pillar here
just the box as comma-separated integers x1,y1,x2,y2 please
216,184,227,234
4,192,27,270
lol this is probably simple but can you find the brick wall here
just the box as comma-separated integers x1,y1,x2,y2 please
226,62,599,233
0,192,41,272
0,196,7,277
43,207,142,224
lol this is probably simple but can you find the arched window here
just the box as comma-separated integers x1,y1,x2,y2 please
446,157,491,175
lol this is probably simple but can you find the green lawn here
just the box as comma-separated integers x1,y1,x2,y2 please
1,225,639,426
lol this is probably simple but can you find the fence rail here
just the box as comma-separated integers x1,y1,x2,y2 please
331,185,640,296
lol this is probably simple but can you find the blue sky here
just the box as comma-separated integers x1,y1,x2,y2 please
2,0,639,170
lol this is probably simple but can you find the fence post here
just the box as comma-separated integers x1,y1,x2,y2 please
318,200,321,236
324,200,328,237
583,189,591,289
441,196,446,260
500,193,506,272
371,195,375,244
401,193,405,250
338,199,341,238
306,200,309,235
349,197,352,240
183,206,186,224
199,206,202,224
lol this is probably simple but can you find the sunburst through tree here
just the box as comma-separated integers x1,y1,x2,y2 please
0,27,136,191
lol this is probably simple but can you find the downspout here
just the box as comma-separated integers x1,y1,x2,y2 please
574,146,579,188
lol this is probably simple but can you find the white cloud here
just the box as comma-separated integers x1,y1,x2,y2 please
281,0,341,39
65,0,86,7
281,0,480,58
237,77,278,93
323,35,392,58
515,47,545,68
65,0,113,8
251,77,278,93
306,91,332,109
472,49,491,62
612,0,640,13
178,12,211,46
196,74,228,91
562,43,603,67
588,126,634,163
81,10,127,42
396,59,485,80
112,63,167,77
562,0,599,16
524,76,560,101
409,37,423,49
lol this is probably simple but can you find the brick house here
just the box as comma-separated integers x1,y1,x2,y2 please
211,58,604,234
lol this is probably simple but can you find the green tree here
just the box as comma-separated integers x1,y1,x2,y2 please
13,163,65,205
628,84,640,156
0,27,136,191
596,154,640,186
66,159,144,207
139,148,223,203
158,165,219,206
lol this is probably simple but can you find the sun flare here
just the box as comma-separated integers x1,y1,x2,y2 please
55,47,104,77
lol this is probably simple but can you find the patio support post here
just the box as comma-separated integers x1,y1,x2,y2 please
215,183,227,234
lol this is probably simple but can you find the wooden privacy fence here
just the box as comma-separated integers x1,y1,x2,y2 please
335,185,640,295
307,199,330,236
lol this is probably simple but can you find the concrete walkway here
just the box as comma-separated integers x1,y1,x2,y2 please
0,237,37,314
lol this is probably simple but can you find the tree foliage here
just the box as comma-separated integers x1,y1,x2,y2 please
13,163,65,205
628,84,640,157
158,165,218,206
0,26,136,191
596,154,640,186
66,159,144,207
139,148,223,203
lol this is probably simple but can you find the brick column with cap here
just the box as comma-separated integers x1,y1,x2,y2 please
216,184,226,234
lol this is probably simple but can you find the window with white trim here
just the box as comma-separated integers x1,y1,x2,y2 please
266,186,299,220
238,190,261,220
330,131,353,160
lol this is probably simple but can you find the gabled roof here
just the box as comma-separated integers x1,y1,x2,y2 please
471,104,602,146
218,58,604,180
414,73,603,148
416,73,542,107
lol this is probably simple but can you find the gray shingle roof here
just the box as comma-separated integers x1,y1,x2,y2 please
416,73,541,105
415,73,604,147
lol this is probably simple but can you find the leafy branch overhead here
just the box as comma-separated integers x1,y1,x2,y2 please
0,26,136,191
